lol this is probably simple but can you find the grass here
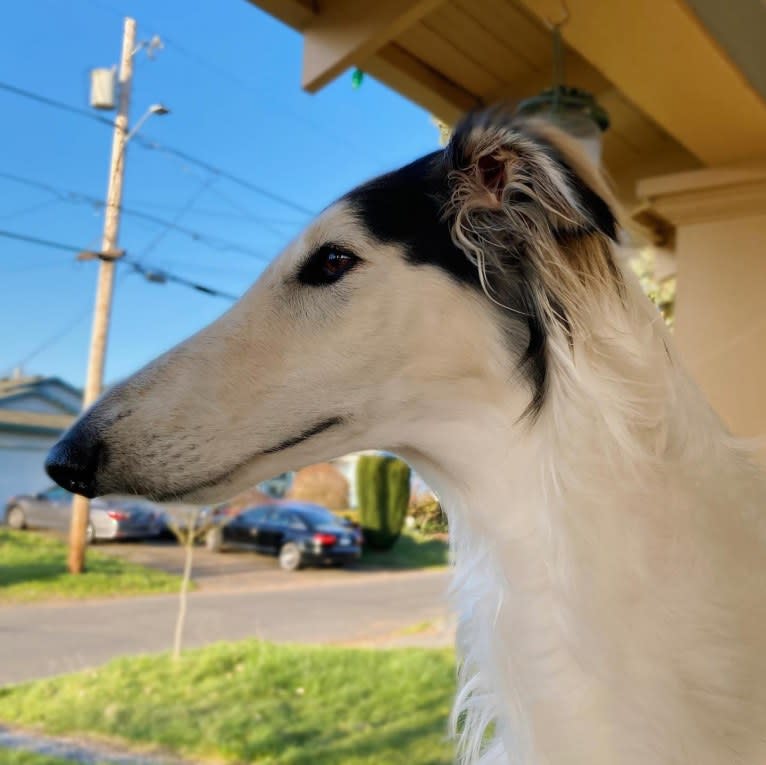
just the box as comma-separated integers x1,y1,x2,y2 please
0,529,184,604
359,531,449,570
0,640,456,765
394,620,439,636
0,752,87,765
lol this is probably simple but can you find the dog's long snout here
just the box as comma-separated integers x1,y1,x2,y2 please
45,427,104,499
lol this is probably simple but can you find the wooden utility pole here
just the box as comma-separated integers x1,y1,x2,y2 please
68,17,136,573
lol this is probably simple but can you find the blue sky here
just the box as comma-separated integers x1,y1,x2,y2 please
0,0,439,388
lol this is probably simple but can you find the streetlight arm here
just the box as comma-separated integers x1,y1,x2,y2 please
125,103,169,143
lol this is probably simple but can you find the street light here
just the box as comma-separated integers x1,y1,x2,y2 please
68,19,172,574
125,102,170,143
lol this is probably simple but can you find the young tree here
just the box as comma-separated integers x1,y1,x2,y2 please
162,505,229,660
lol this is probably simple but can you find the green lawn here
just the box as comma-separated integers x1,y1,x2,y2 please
0,752,86,765
359,531,449,570
0,529,184,603
0,640,456,765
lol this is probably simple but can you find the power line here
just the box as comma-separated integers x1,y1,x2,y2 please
0,81,115,129
160,37,371,156
126,261,239,301
6,306,94,375
0,228,102,256
127,200,301,226
131,175,217,269
0,170,270,261
3,268,129,376
0,197,65,220
205,185,287,240
131,134,315,216
0,78,316,217
76,0,370,155
0,228,240,302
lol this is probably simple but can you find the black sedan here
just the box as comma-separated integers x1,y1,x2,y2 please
205,502,362,571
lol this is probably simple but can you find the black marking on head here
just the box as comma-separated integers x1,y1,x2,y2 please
346,152,550,418
344,151,477,285
344,118,619,420
538,140,618,242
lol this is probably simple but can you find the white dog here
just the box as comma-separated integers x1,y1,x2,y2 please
47,109,766,764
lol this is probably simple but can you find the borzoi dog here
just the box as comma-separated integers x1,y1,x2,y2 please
46,109,766,764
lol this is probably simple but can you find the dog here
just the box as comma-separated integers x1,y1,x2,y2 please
47,108,766,764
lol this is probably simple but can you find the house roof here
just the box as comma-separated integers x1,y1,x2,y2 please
0,375,82,404
0,375,80,435
0,375,82,414
0,409,75,435
246,0,766,207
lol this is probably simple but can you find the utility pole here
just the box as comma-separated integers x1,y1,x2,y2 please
68,17,136,574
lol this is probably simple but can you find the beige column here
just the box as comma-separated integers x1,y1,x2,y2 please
637,165,766,447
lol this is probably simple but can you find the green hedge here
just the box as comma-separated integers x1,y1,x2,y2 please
356,455,411,550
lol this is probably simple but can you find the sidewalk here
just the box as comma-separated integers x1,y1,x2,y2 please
0,725,195,765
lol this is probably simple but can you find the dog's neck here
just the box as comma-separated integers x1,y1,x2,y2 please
401,293,766,765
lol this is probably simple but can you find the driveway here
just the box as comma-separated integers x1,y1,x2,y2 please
95,538,425,591
0,568,451,686
102,538,304,591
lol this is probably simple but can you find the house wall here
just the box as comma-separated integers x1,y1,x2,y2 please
638,164,766,462
0,431,59,507
674,212,766,449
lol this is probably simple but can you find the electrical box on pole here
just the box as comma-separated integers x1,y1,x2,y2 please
89,67,116,110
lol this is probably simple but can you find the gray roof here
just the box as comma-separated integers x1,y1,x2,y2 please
0,375,80,435
0,375,82,403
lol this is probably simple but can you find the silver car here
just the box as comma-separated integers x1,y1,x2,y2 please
3,485,160,543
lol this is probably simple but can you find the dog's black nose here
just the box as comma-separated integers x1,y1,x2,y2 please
45,433,103,499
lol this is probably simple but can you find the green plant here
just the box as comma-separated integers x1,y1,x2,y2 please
0,529,182,603
356,455,411,550
0,640,456,765
408,496,448,535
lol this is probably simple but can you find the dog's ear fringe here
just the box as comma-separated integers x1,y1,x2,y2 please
445,108,619,244
444,108,624,419
444,109,624,324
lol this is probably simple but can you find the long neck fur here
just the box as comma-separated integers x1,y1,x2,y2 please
402,269,766,765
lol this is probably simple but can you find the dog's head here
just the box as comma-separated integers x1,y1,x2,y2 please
46,110,619,503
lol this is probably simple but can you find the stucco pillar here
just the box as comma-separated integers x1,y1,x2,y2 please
637,165,766,447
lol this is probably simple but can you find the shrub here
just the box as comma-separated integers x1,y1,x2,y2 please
356,455,411,550
408,495,448,535
334,509,359,525
287,463,349,510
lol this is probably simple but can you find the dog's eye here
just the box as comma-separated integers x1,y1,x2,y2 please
298,245,361,286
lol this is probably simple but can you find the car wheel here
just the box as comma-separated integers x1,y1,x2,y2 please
85,522,95,545
6,506,25,530
278,542,303,572
205,527,223,552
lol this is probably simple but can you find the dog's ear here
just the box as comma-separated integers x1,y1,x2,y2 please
444,108,618,244
443,109,624,408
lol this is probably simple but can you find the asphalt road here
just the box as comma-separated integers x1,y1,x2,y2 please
0,568,451,686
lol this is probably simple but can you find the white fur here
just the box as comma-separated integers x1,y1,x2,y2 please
69,154,766,764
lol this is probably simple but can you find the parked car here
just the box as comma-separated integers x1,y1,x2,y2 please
205,502,362,571
3,485,160,543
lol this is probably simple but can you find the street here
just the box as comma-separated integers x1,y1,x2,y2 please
0,567,451,686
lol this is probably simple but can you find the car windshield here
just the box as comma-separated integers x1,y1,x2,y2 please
43,485,71,501
293,507,340,529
